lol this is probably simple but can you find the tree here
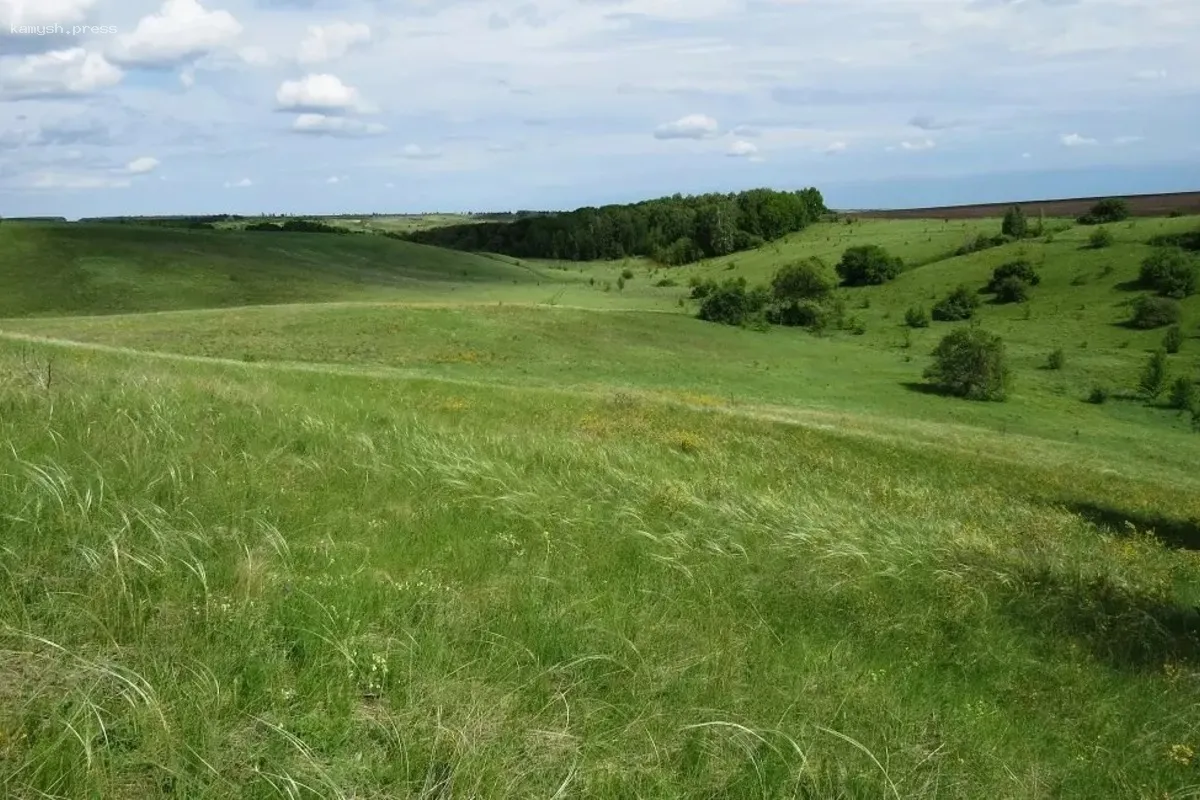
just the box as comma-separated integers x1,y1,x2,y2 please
1139,248,1197,298
1001,205,1028,239
923,327,1011,401
1088,227,1114,249
1130,296,1182,329
696,277,770,327
835,245,904,286
932,285,981,321
1079,198,1130,225
993,276,1031,304
771,258,834,303
1139,349,1169,400
1164,325,1185,354
986,259,1041,292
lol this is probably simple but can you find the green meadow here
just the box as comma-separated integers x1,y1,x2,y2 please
1,209,1199,798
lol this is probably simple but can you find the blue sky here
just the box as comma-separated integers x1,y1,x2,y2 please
1,0,1198,218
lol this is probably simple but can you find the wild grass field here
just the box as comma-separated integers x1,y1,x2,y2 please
1,210,1199,798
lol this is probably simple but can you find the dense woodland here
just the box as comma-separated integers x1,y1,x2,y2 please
402,188,827,264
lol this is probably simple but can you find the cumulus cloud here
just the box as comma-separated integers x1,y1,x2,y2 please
1060,133,1098,146
653,114,719,140
0,0,94,27
726,140,758,158
110,0,242,67
292,113,385,136
127,156,160,174
276,73,366,114
224,177,252,187
0,48,122,97
297,22,371,64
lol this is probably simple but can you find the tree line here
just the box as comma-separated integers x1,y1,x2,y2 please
400,188,827,265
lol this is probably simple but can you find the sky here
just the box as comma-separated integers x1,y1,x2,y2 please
1,0,1198,218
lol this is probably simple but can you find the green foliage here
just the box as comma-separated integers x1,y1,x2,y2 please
1079,198,1130,225
1046,349,1066,370
1088,385,1110,404
1169,377,1197,411
1129,296,1182,329
770,257,834,303
1138,248,1197,298
695,277,770,327
904,306,931,328
993,276,1031,304
404,187,825,264
1138,349,1170,400
616,276,626,291
932,284,981,321
1163,325,1185,354
955,233,1011,256
654,277,677,287
1001,205,1028,239
835,244,904,286
620,268,635,280
1148,229,1200,252
1088,227,1114,249
689,277,717,299
986,259,1041,292
923,327,1011,401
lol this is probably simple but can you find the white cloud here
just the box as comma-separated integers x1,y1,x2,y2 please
292,113,385,137
127,156,160,174
1060,133,1098,147
1113,135,1144,145
224,177,252,188
900,138,935,151
824,141,847,155
1132,69,1167,81
653,114,719,140
27,172,131,190
110,0,242,67
326,175,342,184
0,0,94,27
0,48,121,97
401,144,442,160
276,74,367,114
297,22,371,65
726,140,758,158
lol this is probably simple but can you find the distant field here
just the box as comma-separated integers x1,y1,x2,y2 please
2,208,1199,797
849,190,1200,220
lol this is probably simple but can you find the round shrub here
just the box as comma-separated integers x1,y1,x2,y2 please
1164,325,1184,354
923,327,1011,401
771,258,834,303
986,259,1041,292
1129,295,1182,329
1046,349,1065,370
696,278,770,326
932,285,981,321
1139,248,1197,298
1169,377,1197,411
993,275,1030,304
1088,227,1114,249
835,244,904,286
905,306,931,328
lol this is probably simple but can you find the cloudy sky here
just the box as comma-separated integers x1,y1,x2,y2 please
1,0,1198,217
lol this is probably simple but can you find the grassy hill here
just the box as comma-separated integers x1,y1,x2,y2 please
1,208,1199,797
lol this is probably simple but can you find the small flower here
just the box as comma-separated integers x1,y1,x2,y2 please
1169,744,1195,766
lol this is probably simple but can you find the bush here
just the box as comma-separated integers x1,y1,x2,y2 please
696,277,770,327
1139,349,1170,400
986,259,1041,292
654,278,678,287
932,285,981,321
620,268,635,280
1164,325,1185,354
993,275,1030,304
771,258,834,303
1139,248,1197,298
1046,349,1065,370
1088,386,1110,404
616,276,626,291
1129,296,1182,329
1088,227,1114,249
1079,198,1130,225
1169,377,1197,411
923,327,1011,401
955,233,1010,256
689,277,717,299
1001,205,1028,239
904,306,931,328
835,245,904,286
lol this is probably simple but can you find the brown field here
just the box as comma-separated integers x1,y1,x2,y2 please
846,190,1200,220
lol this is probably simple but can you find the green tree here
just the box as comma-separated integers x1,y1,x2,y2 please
1139,349,1169,400
771,258,834,303
1164,325,1185,354
932,285,981,321
993,276,1031,304
1139,248,1197,298
923,327,1011,401
1080,198,1130,225
986,259,1041,292
1001,205,1028,238
696,277,770,327
1130,296,1182,329
835,245,904,286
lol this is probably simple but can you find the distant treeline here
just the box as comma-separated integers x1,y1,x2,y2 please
2,216,69,223
80,214,246,228
403,188,826,264
244,219,351,234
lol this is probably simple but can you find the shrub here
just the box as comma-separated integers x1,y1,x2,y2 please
1088,386,1110,404
932,285,981,321
993,275,1030,304
835,245,904,286
986,259,1041,292
1129,296,1182,329
1139,349,1170,400
689,277,717,299
1169,377,1197,411
955,233,1010,256
1046,349,1065,370
923,327,1011,401
655,278,678,287
1164,325,1185,354
771,258,834,303
696,277,770,327
847,316,867,335
617,276,626,291
904,306,931,328
1088,227,1114,249
1079,198,1130,225
620,268,635,280
1001,205,1028,239
1139,248,1197,298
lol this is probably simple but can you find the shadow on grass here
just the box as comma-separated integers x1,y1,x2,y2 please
899,381,946,397
1068,502,1200,551
1114,279,1144,292
1003,565,1200,669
